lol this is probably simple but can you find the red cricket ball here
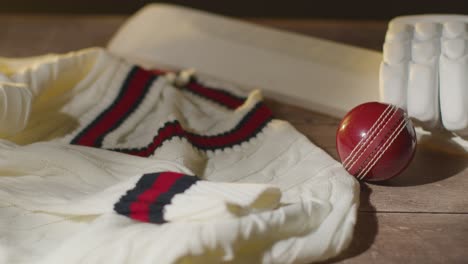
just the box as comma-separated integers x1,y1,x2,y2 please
336,102,417,182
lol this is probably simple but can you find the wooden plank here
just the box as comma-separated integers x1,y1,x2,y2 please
361,146,468,213
0,15,125,57
324,133,468,213
250,19,387,52
1,15,468,264
1,15,467,214
325,212,468,264
0,16,386,57
267,99,468,213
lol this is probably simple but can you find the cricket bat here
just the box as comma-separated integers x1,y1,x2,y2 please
108,4,382,119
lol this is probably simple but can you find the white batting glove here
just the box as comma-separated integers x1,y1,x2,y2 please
380,15,468,136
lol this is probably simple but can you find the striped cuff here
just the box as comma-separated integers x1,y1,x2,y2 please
114,172,281,224
114,172,199,223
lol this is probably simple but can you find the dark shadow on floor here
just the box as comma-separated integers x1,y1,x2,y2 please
318,183,378,263
378,132,468,187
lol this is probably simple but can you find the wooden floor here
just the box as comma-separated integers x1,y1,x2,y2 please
1,14,467,264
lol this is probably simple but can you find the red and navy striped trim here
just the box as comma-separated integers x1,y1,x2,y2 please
109,102,272,157
182,77,246,110
71,66,159,147
114,172,200,223
70,67,273,156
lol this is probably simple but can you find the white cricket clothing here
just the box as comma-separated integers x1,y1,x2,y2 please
0,48,358,263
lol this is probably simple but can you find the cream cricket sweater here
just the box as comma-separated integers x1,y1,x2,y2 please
0,48,358,264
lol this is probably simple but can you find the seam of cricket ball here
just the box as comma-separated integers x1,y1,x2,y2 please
342,104,394,167
355,115,404,178
355,115,403,172
344,107,395,171
356,119,401,177
345,106,398,173
359,117,408,179
357,116,408,180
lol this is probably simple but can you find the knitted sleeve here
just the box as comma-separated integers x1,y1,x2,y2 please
0,49,358,264
0,48,109,136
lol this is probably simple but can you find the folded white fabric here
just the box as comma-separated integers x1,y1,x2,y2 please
0,48,358,263
0,81,32,135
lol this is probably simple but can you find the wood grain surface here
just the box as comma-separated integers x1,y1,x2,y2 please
1,14,467,263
